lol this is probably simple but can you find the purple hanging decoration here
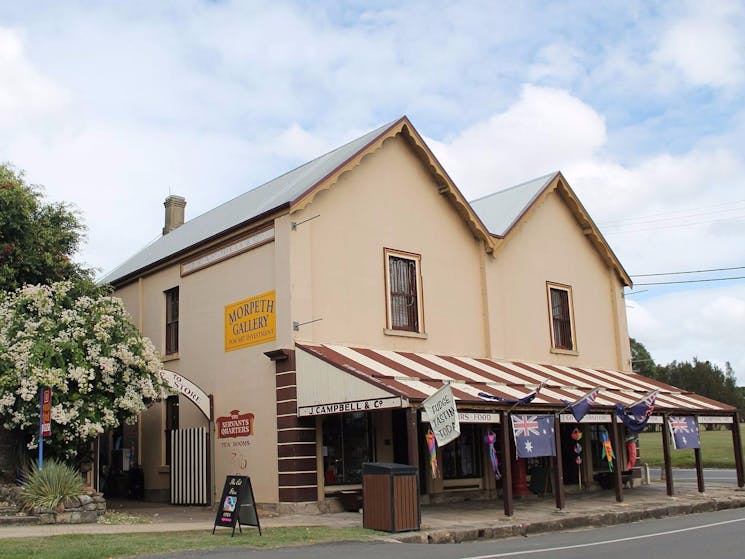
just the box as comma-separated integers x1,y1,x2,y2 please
484,429,501,479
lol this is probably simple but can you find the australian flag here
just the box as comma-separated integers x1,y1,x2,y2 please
616,390,658,433
568,388,600,422
511,414,556,458
669,416,700,450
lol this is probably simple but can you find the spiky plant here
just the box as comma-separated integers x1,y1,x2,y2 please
20,459,84,511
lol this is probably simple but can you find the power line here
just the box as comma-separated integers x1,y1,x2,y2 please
597,198,745,226
632,265,745,278
634,275,745,286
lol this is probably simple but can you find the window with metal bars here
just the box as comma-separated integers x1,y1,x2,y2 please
388,253,421,332
548,285,574,350
165,287,179,355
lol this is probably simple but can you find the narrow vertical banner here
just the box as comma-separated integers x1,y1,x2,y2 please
38,387,52,470
41,387,52,437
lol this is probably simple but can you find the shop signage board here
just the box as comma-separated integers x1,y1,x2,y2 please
216,410,255,439
422,383,460,446
421,410,500,424
224,290,276,351
160,370,211,420
297,396,403,417
213,475,261,537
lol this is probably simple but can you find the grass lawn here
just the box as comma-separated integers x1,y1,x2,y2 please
0,526,379,559
638,424,744,468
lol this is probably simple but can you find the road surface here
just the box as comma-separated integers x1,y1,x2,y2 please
141,506,745,559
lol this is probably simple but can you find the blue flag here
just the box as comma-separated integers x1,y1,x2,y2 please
616,390,658,433
669,416,700,449
569,388,600,422
511,414,556,458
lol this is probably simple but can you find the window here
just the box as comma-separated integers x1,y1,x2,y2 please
164,395,179,466
547,283,575,351
165,287,179,355
322,412,373,485
385,249,424,333
441,424,482,479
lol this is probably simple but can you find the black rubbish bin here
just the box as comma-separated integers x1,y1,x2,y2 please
362,462,420,533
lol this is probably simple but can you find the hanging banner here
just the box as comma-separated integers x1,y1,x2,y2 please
40,387,52,437
422,383,460,446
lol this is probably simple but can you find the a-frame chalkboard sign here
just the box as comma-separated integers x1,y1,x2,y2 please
212,475,262,537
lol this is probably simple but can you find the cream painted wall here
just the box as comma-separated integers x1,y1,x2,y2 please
114,241,280,503
486,189,631,370
288,135,487,356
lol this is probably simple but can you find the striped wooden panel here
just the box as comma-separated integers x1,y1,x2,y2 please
170,427,208,505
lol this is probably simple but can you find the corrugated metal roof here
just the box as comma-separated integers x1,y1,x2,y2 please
296,343,733,413
469,172,558,237
100,120,399,285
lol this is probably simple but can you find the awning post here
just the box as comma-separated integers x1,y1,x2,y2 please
553,415,565,510
406,407,418,468
609,412,623,502
501,411,513,517
661,414,674,496
732,412,744,488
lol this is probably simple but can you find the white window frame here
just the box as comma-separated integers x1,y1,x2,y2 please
546,282,577,354
384,248,425,337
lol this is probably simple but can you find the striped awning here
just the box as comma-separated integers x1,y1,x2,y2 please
295,343,733,415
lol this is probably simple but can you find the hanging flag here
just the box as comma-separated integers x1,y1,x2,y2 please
484,429,501,479
568,388,600,422
599,427,615,471
615,390,658,433
626,437,639,471
669,416,700,450
425,429,440,478
511,414,555,458
478,379,547,406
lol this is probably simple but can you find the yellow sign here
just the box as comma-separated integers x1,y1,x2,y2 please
225,290,276,351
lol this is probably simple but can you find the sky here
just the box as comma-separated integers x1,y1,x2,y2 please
1,1,744,381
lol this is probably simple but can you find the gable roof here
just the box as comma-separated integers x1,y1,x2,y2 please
100,120,400,285
470,172,556,236
101,116,496,286
470,171,632,287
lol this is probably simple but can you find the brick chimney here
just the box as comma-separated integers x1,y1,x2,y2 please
163,195,186,235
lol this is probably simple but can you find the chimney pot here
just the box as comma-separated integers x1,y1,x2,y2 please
163,195,186,235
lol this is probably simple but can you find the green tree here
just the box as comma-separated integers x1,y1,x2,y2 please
0,163,93,292
657,358,744,414
630,337,659,379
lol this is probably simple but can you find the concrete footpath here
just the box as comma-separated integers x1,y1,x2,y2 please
1,479,745,544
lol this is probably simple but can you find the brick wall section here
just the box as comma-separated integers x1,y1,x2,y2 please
272,349,319,503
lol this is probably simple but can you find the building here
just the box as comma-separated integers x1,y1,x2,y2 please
101,117,739,512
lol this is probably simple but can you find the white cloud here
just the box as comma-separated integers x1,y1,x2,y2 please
428,85,607,196
0,27,70,134
653,1,745,88
628,286,745,384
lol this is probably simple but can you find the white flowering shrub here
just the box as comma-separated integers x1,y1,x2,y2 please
0,282,170,461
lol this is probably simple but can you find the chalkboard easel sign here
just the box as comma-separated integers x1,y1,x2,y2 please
213,475,262,537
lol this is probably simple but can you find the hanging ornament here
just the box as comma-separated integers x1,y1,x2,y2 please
599,428,615,471
571,427,584,488
425,429,439,479
484,429,501,480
